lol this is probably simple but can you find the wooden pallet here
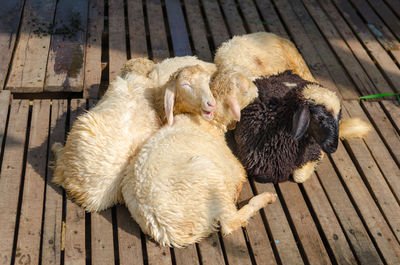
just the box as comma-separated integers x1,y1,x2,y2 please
0,0,399,264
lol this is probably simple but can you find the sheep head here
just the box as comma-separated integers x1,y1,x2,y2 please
210,68,258,127
164,65,216,125
292,84,341,153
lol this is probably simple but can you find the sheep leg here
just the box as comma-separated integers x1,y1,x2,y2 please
221,192,276,235
293,160,318,183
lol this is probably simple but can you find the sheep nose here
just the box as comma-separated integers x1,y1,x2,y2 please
207,101,216,109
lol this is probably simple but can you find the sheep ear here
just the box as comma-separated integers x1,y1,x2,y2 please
292,105,310,140
228,96,241,121
164,85,175,126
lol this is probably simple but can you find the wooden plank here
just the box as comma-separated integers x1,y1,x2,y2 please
330,141,400,264
316,0,395,96
15,100,50,265
237,0,266,33
219,0,246,36
315,158,384,265
343,100,400,204
0,100,29,265
45,0,88,92
117,206,144,265
381,101,400,132
200,0,230,49
146,239,172,265
272,0,345,99
350,0,400,64
174,245,200,265
299,0,382,97
109,0,127,81
41,99,67,265
91,210,115,265
254,0,288,37
64,99,86,265
165,0,191,56
362,101,400,165
126,0,148,58
197,234,225,265
330,0,400,92
240,183,277,265
383,0,400,18
278,182,332,265
0,90,11,155
6,0,57,93
0,0,25,88
84,0,104,99
87,99,115,265
253,183,304,265
302,174,358,265
146,0,170,61
361,0,400,43
182,0,213,61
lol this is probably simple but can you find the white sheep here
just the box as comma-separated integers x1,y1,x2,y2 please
121,70,277,248
52,62,216,212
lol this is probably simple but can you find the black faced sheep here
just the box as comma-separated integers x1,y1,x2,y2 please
234,70,341,183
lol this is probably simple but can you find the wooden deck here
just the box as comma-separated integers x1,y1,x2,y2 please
0,0,399,264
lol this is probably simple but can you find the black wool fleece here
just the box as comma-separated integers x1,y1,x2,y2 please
233,70,323,184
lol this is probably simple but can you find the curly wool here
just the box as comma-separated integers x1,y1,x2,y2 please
234,71,322,183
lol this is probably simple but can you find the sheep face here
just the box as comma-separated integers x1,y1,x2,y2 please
164,65,216,125
211,70,258,126
294,84,341,153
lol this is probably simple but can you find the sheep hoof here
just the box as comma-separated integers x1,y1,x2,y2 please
249,192,277,209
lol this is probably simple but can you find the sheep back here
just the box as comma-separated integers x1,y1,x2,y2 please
234,71,322,183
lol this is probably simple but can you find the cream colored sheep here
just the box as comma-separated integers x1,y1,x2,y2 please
121,70,276,248
52,63,216,212
214,32,371,183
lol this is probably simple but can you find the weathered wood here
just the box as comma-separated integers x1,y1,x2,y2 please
6,0,57,93
219,0,246,36
0,0,25,88
316,0,395,96
299,0,379,97
146,239,172,265
253,183,304,265
240,182,277,265
383,0,400,18
197,234,226,265
84,0,104,99
278,182,332,265
109,0,127,81
0,100,29,265
302,174,358,265
350,0,400,61
343,100,400,210
86,99,115,265
45,0,89,92
126,0,148,58
91,210,115,265
182,0,213,61
41,99,67,265
237,0,266,33
64,99,86,265
315,158,384,265
330,141,400,264
330,0,400,93
117,206,144,265
15,100,50,265
254,0,288,37
165,0,191,56
147,0,170,61
174,245,200,265
362,101,400,165
381,101,400,132
200,0,230,49
0,90,11,154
